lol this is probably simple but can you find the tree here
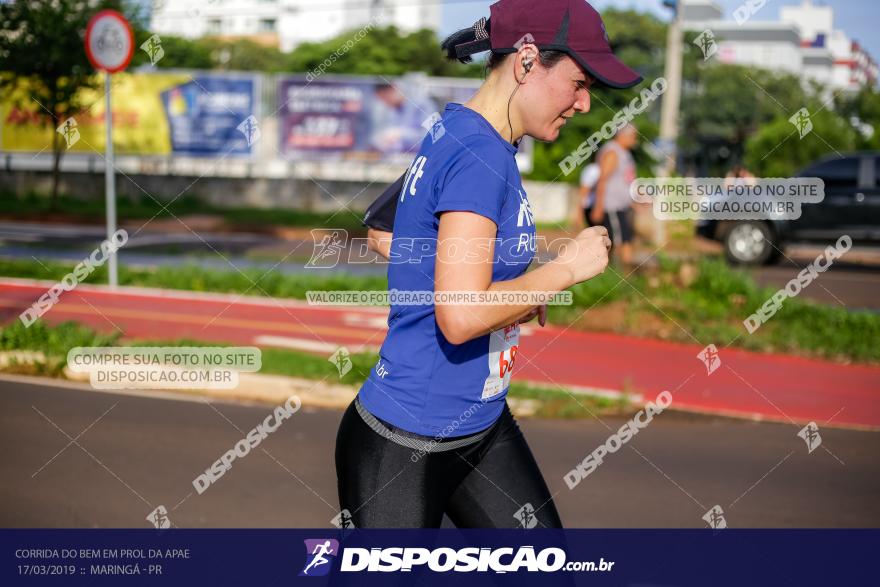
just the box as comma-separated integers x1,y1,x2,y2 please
678,59,817,175
834,86,880,150
138,34,213,70
0,0,140,207
142,26,475,75
200,38,287,72
744,110,857,177
285,26,473,78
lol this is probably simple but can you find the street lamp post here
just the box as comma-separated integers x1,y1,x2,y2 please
656,0,684,246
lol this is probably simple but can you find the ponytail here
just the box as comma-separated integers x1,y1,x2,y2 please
441,17,570,73
441,27,477,63
441,17,492,63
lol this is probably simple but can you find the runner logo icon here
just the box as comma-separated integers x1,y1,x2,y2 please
300,539,339,577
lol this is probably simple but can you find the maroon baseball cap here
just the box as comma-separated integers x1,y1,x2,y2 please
454,0,643,89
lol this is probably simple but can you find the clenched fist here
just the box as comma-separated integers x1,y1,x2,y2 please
551,226,611,286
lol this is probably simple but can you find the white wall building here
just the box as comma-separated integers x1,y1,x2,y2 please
682,0,877,93
150,0,442,53
779,0,877,91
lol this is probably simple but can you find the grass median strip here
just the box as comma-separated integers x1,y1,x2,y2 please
0,257,388,299
0,191,367,233
0,320,630,419
2,253,878,363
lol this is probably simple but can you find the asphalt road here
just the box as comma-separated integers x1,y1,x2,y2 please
1,377,877,529
752,259,880,311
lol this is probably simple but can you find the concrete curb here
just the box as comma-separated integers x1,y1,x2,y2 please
58,368,542,417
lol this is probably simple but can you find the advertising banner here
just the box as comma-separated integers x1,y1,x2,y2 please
276,74,480,161
1,73,258,156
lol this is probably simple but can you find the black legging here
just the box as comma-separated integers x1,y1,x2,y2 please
335,396,563,528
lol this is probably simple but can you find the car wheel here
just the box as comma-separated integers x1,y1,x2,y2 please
723,221,778,265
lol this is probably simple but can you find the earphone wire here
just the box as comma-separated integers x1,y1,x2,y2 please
506,84,520,144
506,58,531,144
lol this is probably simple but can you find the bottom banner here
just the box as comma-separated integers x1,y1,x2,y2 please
3,529,874,585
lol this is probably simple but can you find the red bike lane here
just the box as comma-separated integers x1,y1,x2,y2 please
2,279,878,430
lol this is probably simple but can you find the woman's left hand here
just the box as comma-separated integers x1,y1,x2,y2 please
520,304,547,327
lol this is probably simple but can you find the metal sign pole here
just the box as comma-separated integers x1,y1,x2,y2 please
86,10,131,289
104,71,118,288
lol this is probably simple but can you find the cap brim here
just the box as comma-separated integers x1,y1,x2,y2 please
570,51,643,89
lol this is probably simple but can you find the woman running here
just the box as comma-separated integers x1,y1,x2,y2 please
336,0,643,528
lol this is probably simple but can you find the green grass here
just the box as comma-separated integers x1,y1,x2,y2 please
0,257,387,299
547,254,880,363
0,320,121,376
2,249,878,363
0,320,628,419
0,190,366,233
638,256,880,362
506,381,631,418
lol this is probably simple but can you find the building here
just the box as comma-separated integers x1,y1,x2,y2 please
150,0,442,53
682,0,877,93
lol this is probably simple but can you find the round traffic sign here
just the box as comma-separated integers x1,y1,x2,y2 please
85,10,134,73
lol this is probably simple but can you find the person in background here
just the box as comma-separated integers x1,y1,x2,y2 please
568,161,600,229
588,123,638,266
368,83,435,154
724,164,756,189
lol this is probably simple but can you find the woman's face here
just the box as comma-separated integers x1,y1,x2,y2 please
519,55,592,142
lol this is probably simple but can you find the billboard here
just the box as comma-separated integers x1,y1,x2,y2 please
277,74,480,160
1,71,531,171
1,72,259,156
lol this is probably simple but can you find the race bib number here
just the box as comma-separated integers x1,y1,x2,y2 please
482,323,520,400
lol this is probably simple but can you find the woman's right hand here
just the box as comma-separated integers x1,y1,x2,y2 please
551,226,611,286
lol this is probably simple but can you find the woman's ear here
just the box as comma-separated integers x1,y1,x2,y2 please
515,43,538,80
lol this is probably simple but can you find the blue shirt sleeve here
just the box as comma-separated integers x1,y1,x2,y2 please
433,136,510,227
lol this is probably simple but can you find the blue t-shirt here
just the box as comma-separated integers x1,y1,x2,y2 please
358,103,538,436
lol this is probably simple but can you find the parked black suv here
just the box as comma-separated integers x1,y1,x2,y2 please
696,152,880,264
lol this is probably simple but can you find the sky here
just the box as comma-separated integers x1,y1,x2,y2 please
441,0,880,63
